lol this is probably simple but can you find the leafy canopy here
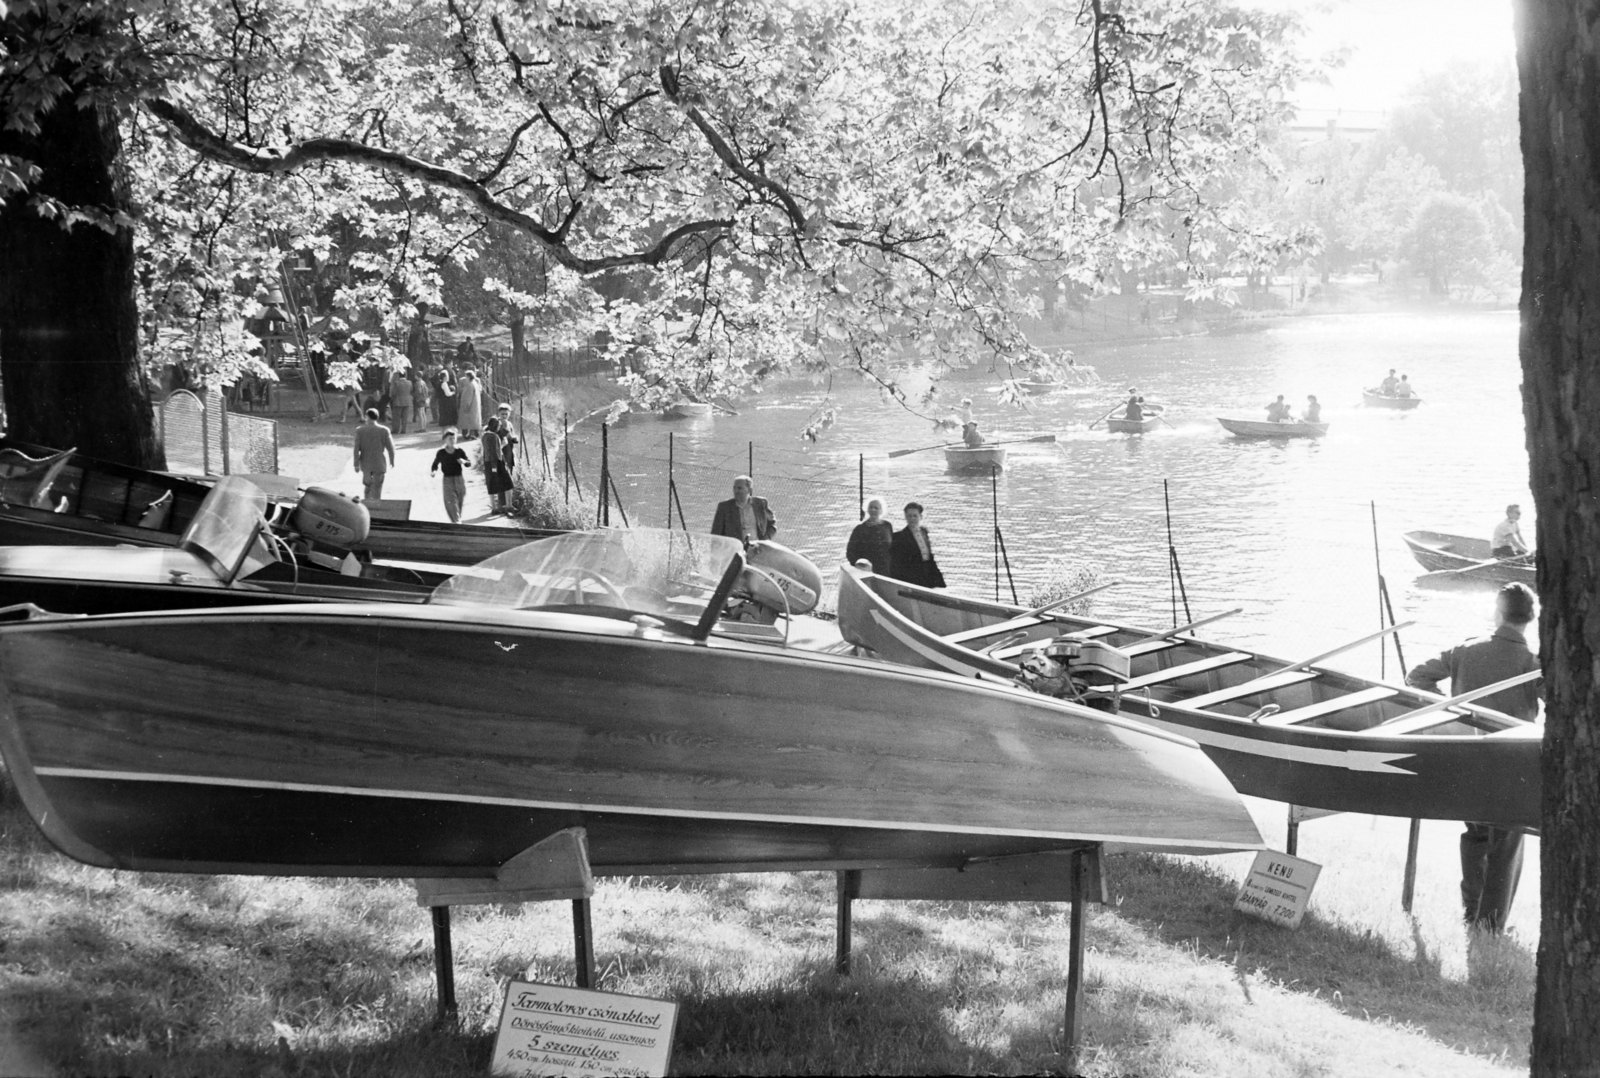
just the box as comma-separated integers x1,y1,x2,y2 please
2,0,1306,417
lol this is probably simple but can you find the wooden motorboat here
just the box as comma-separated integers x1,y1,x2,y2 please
944,445,1008,473
1217,417,1329,439
0,438,561,565
1105,405,1167,434
1402,531,1535,585
837,566,1540,828
0,476,446,615
0,528,1262,879
1362,389,1422,410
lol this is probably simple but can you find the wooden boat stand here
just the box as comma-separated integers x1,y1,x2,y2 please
417,832,1106,1066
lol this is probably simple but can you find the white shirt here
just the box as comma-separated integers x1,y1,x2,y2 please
1492,518,1526,552
912,526,932,560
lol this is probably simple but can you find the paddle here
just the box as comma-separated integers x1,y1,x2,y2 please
1257,621,1417,679
887,433,1057,458
1126,607,1244,647
1087,402,1125,430
1374,670,1544,736
1432,551,1535,577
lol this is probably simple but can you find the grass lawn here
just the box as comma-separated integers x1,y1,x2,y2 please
0,776,1533,1077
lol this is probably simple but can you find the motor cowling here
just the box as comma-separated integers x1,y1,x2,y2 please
739,540,823,616
292,487,371,547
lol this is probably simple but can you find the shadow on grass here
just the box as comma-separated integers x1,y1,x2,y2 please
1105,852,1532,1063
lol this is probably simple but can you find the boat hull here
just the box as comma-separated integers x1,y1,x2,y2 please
1105,411,1164,434
0,605,1262,877
1402,531,1535,585
836,568,1538,827
1217,417,1329,438
1362,390,1422,410
663,402,713,418
944,446,1008,473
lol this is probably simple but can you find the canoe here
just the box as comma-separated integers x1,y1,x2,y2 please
1402,530,1535,585
944,446,1008,473
0,528,1262,879
1018,380,1061,395
836,566,1540,828
0,438,562,566
1105,405,1166,434
663,400,713,418
1363,389,1422,410
1217,417,1329,438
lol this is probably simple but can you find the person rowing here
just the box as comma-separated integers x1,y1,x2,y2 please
1379,368,1399,395
1265,395,1293,423
1492,504,1532,560
1395,374,1416,398
1124,388,1146,421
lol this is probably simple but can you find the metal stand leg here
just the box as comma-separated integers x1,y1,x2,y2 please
1401,818,1422,912
835,870,860,975
1063,849,1087,1070
1286,807,1299,856
431,906,457,1023
573,898,595,988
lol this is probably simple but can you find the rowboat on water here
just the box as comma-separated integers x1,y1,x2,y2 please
836,566,1540,828
1217,417,1330,439
1403,530,1535,585
1105,404,1167,434
1362,389,1422,410
0,438,561,565
0,527,1262,879
944,445,1008,473
663,400,714,418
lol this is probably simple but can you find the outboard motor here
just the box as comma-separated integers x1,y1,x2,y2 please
726,540,824,623
1016,633,1131,709
284,487,372,575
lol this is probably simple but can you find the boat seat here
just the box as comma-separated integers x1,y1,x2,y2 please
945,620,1118,646
1183,670,1321,709
1255,686,1400,727
1120,638,1184,658
1098,651,1253,693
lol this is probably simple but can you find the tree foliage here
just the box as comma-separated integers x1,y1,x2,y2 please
3,0,1308,425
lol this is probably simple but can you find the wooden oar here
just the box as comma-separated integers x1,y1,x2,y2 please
1257,621,1416,678
1087,403,1125,430
1020,580,1121,618
1375,669,1544,734
1127,607,1244,647
887,433,1057,458
1432,551,1535,577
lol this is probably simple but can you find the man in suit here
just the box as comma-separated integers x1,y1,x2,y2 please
710,475,777,546
889,502,946,588
1405,582,1541,932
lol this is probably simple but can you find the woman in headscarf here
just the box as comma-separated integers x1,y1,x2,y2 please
845,498,894,576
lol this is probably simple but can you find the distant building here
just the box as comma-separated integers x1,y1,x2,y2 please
1286,108,1385,145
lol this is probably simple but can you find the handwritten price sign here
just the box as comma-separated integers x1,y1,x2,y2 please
490,981,678,1078
1234,850,1321,929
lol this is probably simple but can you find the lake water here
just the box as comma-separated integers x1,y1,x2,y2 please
571,309,1530,680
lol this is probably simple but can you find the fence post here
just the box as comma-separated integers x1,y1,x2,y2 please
219,393,231,475
859,454,864,520
748,441,753,479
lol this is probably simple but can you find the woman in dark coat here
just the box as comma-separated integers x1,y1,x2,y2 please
845,498,894,575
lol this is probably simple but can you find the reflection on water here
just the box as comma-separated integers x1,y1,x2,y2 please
595,310,1530,680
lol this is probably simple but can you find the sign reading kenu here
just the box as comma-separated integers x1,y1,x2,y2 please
490,981,677,1078
1234,851,1322,929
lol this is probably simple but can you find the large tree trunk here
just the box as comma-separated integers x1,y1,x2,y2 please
1518,1,1600,1072
0,88,162,468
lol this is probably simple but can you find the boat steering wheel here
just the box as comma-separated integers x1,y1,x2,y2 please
551,566,627,607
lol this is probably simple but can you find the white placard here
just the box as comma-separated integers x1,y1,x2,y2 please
1234,850,1322,928
489,980,677,1078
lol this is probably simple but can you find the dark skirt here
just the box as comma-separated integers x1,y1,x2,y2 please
486,460,514,496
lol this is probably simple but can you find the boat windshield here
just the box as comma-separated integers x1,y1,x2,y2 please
428,527,744,635
179,476,275,584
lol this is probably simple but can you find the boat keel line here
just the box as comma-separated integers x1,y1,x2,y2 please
30,766,1247,850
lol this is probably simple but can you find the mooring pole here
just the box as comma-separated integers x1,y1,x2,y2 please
834,870,860,975
1063,848,1088,1071
668,432,675,530
993,464,1001,600
573,899,595,988
1371,501,1387,678
1163,479,1192,625
431,906,458,1023
1373,501,1420,909
748,440,754,479
597,422,611,527
563,411,571,502
858,454,865,520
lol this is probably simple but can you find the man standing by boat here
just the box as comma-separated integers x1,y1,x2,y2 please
1405,582,1540,932
352,407,396,502
889,502,946,589
1491,504,1531,558
711,475,777,546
